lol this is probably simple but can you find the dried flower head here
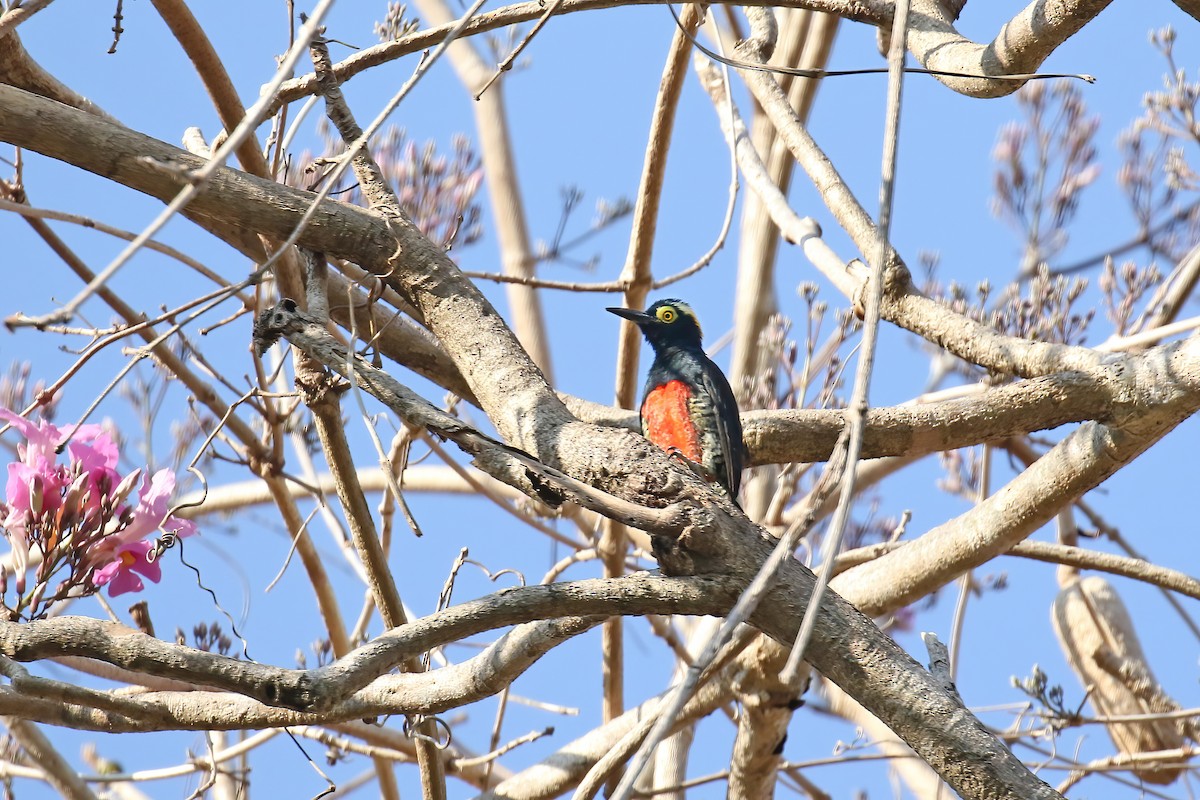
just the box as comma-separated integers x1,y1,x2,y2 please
993,80,1100,274
287,124,484,251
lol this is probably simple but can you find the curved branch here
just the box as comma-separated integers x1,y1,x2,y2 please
831,414,1198,618
269,0,886,113
0,617,602,732
743,371,1109,464
0,577,738,712
3,717,95,800
902,0,1111,98
836,539,1200,601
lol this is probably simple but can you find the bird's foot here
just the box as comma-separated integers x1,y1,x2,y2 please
664,447,720,485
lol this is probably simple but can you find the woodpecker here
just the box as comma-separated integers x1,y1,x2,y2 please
607,299,745,500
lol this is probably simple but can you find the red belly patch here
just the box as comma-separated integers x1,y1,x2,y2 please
642,380,702,463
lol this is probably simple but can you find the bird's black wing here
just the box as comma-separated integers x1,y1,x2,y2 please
699,355,746,498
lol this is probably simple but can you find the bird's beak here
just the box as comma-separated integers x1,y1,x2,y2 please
606,307,653,326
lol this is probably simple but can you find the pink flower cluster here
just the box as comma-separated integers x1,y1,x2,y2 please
0,408,196,617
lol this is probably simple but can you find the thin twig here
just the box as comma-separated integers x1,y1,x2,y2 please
8,1,335,329
473,0,565,99
0,196,241,293
452,726,553,770
780,0,911,686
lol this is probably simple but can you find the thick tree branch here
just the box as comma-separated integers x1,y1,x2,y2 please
743,372,1110,463
832,415,1198,617
901,0,1110,97
1172,0,1200,21
0,616,602,732
0,577,736,713
836,539,1200,602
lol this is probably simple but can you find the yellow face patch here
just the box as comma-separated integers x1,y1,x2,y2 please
654,302,701,338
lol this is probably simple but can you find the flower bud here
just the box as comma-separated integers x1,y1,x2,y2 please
111,468,142,508
27,474,43,517
60,472,90,526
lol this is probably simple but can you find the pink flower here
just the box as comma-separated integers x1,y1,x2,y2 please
87,469,196,570
92,540,161,596
113,470,181,546
6,461,63,519
0,408,62,476
0,411,67,520
66,425,119,473
0,410,121,520
67,425,122,512
0,406,198,610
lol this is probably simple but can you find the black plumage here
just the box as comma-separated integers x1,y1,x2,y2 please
607,299,745,499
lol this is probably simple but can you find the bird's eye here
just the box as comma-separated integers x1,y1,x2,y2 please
657,307,677,323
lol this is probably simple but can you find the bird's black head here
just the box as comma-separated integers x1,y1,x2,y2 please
607,298,703,351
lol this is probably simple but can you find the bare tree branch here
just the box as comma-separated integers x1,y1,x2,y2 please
3,717,96,800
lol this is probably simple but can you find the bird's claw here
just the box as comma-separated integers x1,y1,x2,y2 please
665,447,720,485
